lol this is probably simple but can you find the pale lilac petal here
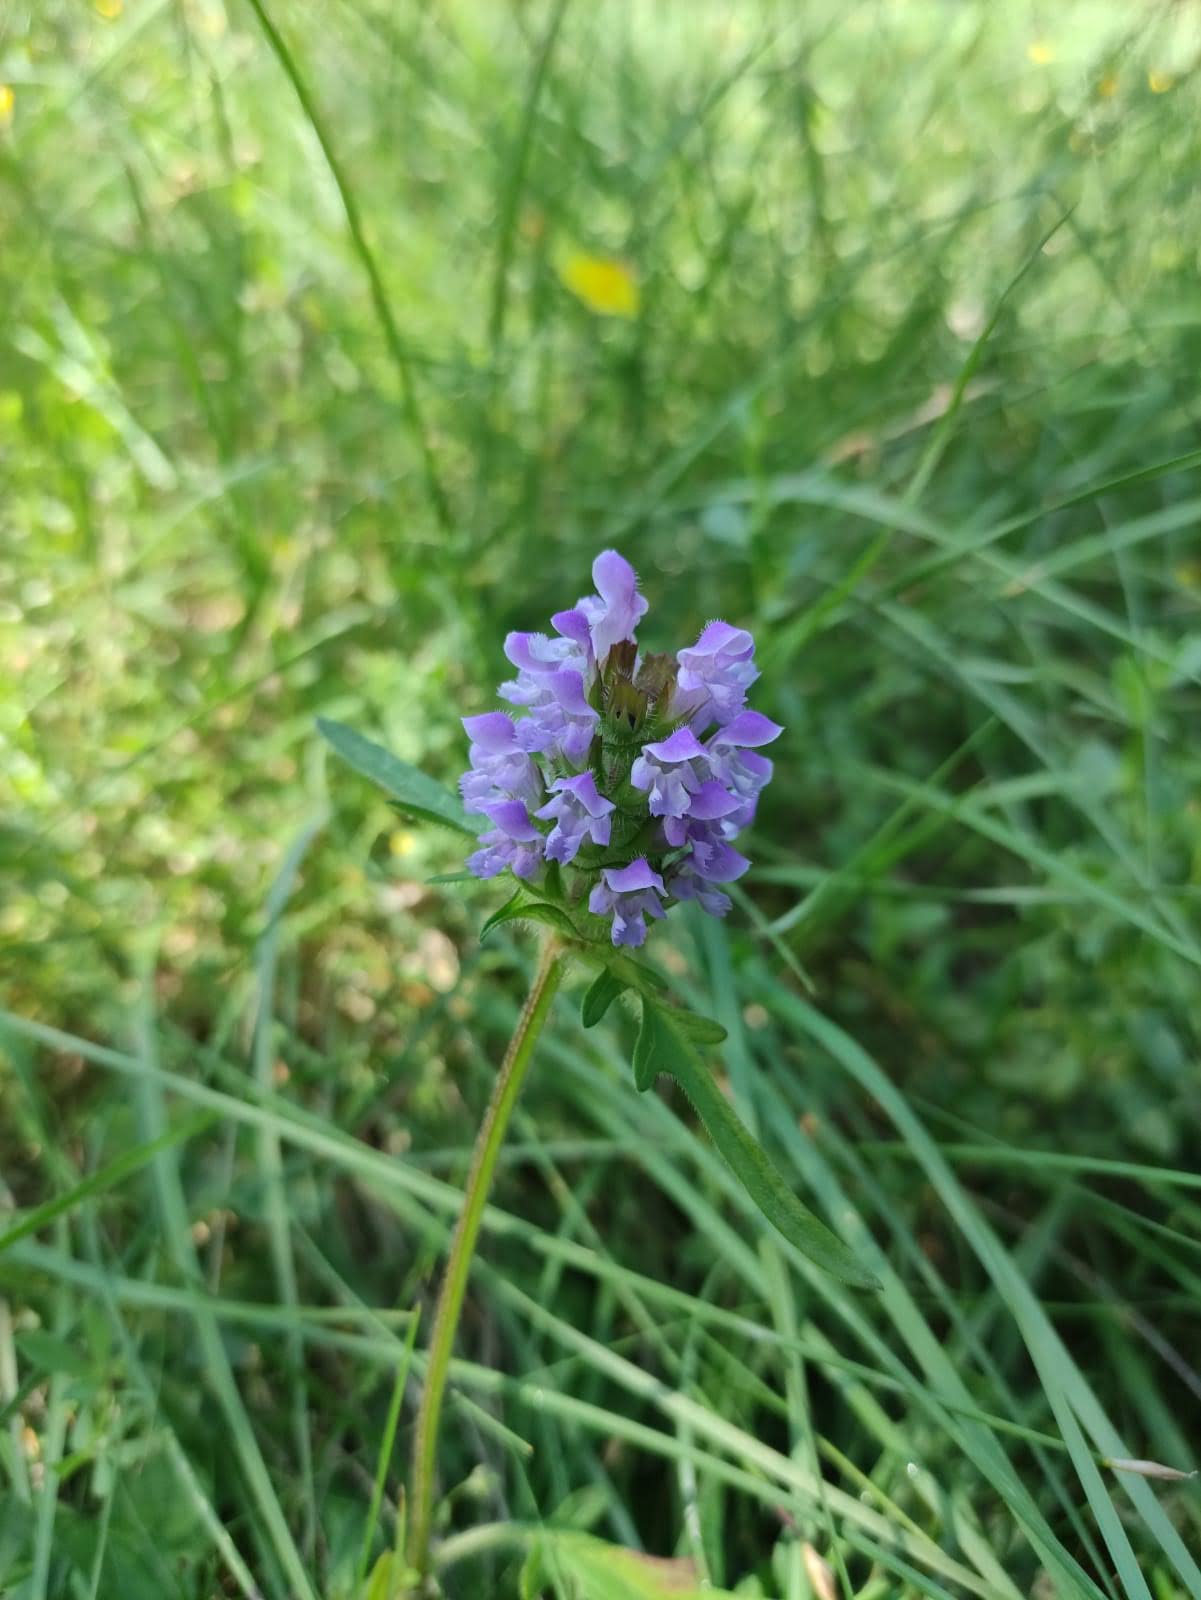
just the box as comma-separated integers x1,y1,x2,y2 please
684,780,742,820
547,669,594,717
462,712,517,751
711,710,783,749
604,859,665,894
552,609,593,651
643,727,707,763
668,862,732,917
504,631,564,674
691,839,750,883
588,882,612,917
675,618,761,732
550,771,612,817
682,621,754,663
481,799,540,842
577,548,649,662
534,770,614,864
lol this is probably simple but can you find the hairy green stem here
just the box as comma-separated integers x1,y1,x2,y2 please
406,937,566,1585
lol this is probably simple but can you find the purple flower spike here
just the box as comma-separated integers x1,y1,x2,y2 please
458,549,776,926
536,772,615,864
675,620,760,732
576,549,649,665
630,726,708,819
460,712,544,811
467,799,545,881
588,858,666,947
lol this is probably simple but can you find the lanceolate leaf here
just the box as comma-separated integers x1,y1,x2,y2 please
606,953,668,995
317,717,477,836
517,901,580,939
582,968,628,1028
635,997,878,1289
480,892,579,942
633,996,675,1092
669,1008,727,1046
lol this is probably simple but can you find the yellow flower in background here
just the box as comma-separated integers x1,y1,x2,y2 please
0,85,13,125
1097,73,1119,98
94,0,123,16
1148,71,1175,94
559,251,640,319
1027,41,1055,66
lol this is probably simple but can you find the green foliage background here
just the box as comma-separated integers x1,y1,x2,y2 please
2,2,1200,1597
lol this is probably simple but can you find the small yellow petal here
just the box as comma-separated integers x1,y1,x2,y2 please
1096,73,1119,98
559,251,640,319
94,0,123,16
1027,41,1055,66
0,85,13,124
1148,71,1175,94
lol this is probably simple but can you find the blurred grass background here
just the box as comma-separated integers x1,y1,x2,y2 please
2,1,1201,1596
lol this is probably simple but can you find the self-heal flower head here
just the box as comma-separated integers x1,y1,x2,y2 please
588,859,666,948
536,772,615,864
459,548,778,947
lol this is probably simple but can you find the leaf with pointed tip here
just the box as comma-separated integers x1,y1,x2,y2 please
607,953,668,995
670,1008,727,1046
634,997,878,1288
519,901,580,938
582,968,628,1028
633,996,675,1092
317,717,477,836
480,892,579,942
480,889,523,941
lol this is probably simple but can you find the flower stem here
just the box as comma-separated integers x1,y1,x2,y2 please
406,936,566,1586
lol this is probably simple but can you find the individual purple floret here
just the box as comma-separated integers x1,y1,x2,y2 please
630,727,708,821
660,779,741,848
536,772,615,864
466,799,545,881
588,859,667,948
674,621,759,732
503,665,599,767
704,710,782,828
460,712,544,812
576,549,648,666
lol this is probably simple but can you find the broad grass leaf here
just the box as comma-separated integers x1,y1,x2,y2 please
536,1529,736,1597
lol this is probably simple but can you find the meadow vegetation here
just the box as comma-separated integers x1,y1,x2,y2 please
2,2,1201,1596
